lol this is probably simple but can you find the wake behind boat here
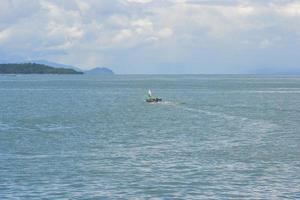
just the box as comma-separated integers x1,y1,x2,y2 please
145,90,162,103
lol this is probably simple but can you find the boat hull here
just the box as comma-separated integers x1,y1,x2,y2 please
146,98,162,103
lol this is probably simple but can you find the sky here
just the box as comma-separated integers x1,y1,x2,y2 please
0,0,300,74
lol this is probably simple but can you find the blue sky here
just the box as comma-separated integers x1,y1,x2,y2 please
0,0,300,74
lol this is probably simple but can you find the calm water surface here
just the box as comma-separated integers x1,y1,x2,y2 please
0,75,300,199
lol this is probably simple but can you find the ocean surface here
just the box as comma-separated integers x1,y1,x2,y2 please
0,75,299,199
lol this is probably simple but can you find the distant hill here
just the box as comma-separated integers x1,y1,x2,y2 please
0,59,83,72
0,63,83,74
85,67,114,75
29,60,83,72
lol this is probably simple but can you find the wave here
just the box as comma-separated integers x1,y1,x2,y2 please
0,122,12,131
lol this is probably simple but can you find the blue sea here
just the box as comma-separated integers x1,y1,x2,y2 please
0,75,300,199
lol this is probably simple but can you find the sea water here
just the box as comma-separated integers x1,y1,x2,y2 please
0,75,299,199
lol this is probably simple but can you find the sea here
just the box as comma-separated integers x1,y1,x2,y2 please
0,75,299,199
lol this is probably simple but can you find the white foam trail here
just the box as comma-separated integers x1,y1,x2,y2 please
182,107,240,120
157,101,181,106
158,101,279,133
158,101,240,120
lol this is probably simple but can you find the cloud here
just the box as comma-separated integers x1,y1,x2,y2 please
0,28,11,43
0,0,300,73
125,0,153,3
276,2,300,17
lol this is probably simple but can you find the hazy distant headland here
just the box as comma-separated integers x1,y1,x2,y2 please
0,62,114,75
0,63,83,74
85,67,114,75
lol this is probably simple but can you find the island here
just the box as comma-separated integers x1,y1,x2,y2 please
84,67,114,75
0,63,83,74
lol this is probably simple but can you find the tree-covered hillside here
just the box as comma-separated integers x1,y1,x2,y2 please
0,63,83,74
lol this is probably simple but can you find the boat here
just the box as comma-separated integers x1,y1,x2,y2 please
145,90,162,103
146,97,162,103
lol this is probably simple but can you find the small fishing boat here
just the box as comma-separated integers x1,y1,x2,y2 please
145,90,162,103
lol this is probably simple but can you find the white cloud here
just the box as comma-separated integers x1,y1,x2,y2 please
276,2,300,17
125,0,153,4
131,19,153,30
1,0,300,73
236,5,255,16
47,22,84,39
75,0,91,12
157,28,173,38
113,29,133,43
0,28,11,44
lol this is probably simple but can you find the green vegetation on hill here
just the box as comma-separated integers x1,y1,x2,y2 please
85,67,114,75
0,63,83,74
